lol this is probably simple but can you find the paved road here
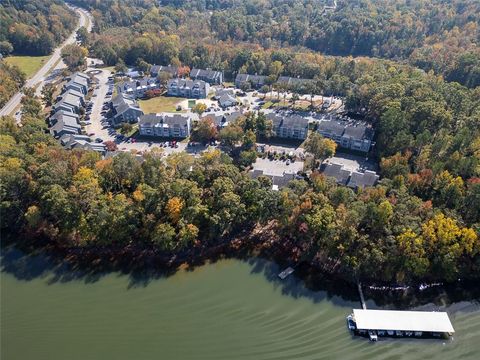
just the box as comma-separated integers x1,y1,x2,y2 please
0,6,91,119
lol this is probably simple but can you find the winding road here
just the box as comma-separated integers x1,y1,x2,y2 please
0,5,92,120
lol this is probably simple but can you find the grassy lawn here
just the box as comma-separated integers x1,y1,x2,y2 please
4,55,50,78
139,96,185,113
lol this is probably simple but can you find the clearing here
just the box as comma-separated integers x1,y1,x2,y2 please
139,96,185,113
4,55,50,78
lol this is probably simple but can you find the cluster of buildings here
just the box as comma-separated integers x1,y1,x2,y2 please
138,113,196,138
322,162,379,189
48,72,106,154
317,116,374,153
266,113,309,140
110,93,144,126
166,79,209,99
116,78,160,99
138,111,244,138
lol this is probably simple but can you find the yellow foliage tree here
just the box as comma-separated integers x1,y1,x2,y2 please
165,197,183,224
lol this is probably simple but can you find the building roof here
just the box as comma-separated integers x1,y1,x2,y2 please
190,68,222,82
353,309,455,333
215,88,235,98
74,72,90,82
202,111,242,128
323,163,351,185
343,124,374,141
117,78,158,95
317,120,345,137
235,73,267,86
151,65,178,76
139,113,195,128
348,170,379,189
111,94,142,116
219,93,237,107
168,78,208,92
266,113,309,130
318,118,375,141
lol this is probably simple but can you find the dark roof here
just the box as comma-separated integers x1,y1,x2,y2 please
151,65,178,75
235,73,267,85
317,120,345,137
322,163,351,185
111,94,141,116
347,170,379,189
266,113,309,130
343,124,374,141
190,68,222,81
139,113,190,127
168,78,208,91
215,88,235,98
219,93,237,106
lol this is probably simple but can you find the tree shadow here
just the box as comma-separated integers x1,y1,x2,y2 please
2,242,479,311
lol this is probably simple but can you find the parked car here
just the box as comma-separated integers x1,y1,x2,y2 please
95,138,103,143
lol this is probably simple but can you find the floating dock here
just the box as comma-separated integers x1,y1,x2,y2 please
278,267,294,280
349,309,455,340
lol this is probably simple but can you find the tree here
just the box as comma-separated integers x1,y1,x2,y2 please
115,59,128,73
119,123,133,135
291,93,300,106
304,133,337,162
219,124,243,148
136,58,150,73
165,197,183,224
178,223,199,248
191,117,218,143
158,71,172,86
152,222,176,250
41,83,56,106
0,41,14,55
61,44,88,71
76,26,89,46
192,103,207,116
238,149,257,167
104,140,118,152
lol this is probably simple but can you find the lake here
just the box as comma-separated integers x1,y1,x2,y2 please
1,249,479,359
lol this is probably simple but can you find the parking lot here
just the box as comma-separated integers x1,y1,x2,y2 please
252,157,304,176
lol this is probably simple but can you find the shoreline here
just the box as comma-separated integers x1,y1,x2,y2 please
3,229,480,309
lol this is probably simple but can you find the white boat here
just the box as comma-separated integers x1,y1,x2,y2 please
278,267,294,279
369,330,378,342
346,314,356,331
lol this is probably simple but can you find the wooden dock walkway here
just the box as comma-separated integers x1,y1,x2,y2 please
358,282,367,309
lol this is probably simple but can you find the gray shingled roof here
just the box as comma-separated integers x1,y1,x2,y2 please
190,68,222,81
323,163,351,185
266,113,309,130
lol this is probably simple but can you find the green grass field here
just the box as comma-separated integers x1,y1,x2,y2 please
139,96,185,113
4,55,50,78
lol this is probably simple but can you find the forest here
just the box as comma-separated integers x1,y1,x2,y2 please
0,0,479,285
0,0,77,56
1,66,479,284
72,0,480,88
0,0,77,107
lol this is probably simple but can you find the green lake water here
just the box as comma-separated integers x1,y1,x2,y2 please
1,251,479,360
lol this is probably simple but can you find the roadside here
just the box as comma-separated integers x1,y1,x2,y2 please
0,5,90,120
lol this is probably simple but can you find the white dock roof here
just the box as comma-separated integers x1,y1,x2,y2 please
353,309,455,333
